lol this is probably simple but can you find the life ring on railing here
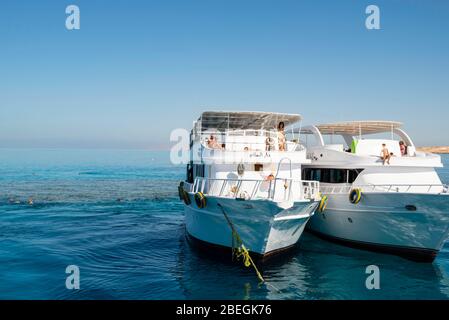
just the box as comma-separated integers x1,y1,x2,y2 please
178,182,185,201
178,183,191,205
318,195,328,212
194,192,207,209
237,162,245,176
182,190,191,205
349,188,362,204
237,191,250,201
186,164,194,183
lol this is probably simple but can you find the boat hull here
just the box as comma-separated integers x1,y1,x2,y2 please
184,194,318,257
307,192,449,262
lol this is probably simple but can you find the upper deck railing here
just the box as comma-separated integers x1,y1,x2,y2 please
195,129,278,139
196,129,304,153
187,177,320,202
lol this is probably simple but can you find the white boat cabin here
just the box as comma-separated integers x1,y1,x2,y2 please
186,111,318,201
298,121,446,194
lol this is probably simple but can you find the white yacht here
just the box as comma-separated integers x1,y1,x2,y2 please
299,121,449,262
179,111,320,259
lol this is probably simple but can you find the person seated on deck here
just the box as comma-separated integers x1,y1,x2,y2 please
277,122,286,151
381,143,391,165
265,137,275,152
207,135,222,149
399,140,408,156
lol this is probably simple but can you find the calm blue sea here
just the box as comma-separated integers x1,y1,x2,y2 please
1,149,449,300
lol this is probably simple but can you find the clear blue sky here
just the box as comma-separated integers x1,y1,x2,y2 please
1,0,448,149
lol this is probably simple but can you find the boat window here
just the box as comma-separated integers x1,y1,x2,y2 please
330,169,347,183
348,169,363,183
193,164,205,178
303,168,364,184
186,162,194,183
254,164,263,172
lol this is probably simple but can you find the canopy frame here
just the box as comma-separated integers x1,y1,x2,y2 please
196,111,302,132
298,121,415,147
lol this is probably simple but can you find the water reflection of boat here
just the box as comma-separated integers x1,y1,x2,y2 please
176,231,449,299
266,233,449,300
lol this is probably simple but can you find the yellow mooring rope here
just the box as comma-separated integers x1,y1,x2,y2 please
217,203,265,283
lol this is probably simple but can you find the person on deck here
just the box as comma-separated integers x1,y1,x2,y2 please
277,122,286,151
207,135,222,149
399,140,408,156
381,143,391,165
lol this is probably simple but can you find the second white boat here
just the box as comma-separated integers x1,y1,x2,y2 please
299,121,449,262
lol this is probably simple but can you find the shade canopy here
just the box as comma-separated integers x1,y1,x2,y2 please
197,111,302,131
313,121,403,136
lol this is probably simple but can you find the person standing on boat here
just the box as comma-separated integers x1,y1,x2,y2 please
399,140,408,156
381,143,391,165
277,122,286,151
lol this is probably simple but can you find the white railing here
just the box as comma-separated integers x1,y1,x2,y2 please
189,177,320,202
200,140,304,153
318,184,352,194
197,129,278,139
197,129,304,153
319,183,449,195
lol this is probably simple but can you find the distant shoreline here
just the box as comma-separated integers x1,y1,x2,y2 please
417,147,449,154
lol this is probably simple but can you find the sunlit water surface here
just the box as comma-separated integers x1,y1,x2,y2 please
1,149,449,299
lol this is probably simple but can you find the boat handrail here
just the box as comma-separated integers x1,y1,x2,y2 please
197,129,281,138
201,143,305,152
319,183,449,194
196,129,304,153
189,177,320,201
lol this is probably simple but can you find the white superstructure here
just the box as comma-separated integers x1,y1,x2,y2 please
180,111,320,257
299,121,449,262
